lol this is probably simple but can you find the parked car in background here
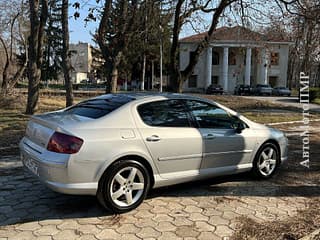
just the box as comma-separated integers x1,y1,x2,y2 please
272,87,291,96
20,93,288,213
234,84,252,95
206,84,224,94
254,84,273,96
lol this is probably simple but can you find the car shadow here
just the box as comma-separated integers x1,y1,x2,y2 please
148,169,320,200
1,163,319,227
0,166,113,226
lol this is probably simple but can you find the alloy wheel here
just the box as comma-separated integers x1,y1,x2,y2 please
258,147,277,176
109,166,145,207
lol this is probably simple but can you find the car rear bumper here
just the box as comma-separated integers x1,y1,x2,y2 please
19,137,97,195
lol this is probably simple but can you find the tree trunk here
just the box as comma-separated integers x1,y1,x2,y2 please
111,52,122,93
26,62,41,114
26,0,48,114
169,0,184,92
0,36,10,95
141,54,146,91
61,0,73,107
111,67,118,93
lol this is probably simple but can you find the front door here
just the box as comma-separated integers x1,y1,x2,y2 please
184,100,255,169
136,99,203,177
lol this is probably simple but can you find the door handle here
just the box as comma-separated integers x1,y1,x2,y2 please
204,134,215,140
146,135,161,142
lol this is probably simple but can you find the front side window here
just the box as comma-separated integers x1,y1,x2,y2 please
138,100,190,127
185,100,236,129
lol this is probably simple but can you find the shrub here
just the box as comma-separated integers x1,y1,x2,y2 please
310,88,320,102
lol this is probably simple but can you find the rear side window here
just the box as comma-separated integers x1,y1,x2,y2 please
138,100,190,127
66,95,134,119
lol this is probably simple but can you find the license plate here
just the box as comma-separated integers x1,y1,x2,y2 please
24,157,39,176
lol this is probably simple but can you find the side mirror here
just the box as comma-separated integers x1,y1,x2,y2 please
235,122,245,134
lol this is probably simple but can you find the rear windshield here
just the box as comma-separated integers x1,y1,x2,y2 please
65,95,134,119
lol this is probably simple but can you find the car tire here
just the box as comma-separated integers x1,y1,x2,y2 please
251,142,280,179
97,160,150,213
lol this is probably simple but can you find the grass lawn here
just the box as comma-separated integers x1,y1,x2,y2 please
313,98,320,105
0,94,82,155
1,92,320,155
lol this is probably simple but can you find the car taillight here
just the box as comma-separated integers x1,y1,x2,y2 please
47,132,83,154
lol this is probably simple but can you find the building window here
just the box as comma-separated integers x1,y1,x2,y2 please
212,51,219,65
188,75,197,88
270,52,279,65
211,76,219,84
189,51,196,64
228,51,236,65
269,76,278,87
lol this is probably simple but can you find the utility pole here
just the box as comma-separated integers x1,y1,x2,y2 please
159,1,163,93
151,60,154,90
160,34,163,93
141,0,148,91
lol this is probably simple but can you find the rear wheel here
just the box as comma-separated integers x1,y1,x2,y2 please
252,142,280,179
97,160,150,213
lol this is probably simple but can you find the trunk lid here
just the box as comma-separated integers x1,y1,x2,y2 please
25,111,91,148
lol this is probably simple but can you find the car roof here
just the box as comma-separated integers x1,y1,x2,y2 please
93,92,208,102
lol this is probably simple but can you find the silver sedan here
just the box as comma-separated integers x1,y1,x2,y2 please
20,93,288,212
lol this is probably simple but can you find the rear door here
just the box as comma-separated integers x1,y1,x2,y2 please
136,99,203,177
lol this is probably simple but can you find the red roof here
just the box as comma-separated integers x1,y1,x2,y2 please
179,26,289,43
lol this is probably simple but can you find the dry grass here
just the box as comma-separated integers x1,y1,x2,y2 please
231,199,320,240
0,94,83,155
197,94,320,123
195,94,298,112
1,92,319,155
231,122,320,240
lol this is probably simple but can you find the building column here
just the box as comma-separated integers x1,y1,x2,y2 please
205,47,212,88
245,48,252,85
261,49,269,84
264,55,268,84
222,47,229,91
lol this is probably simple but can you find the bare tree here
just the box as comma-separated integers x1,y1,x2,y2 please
170,0,236,92
0,1,28,96
26,0,48,114
61,0,73,107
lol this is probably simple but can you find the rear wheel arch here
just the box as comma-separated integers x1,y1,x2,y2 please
116,155,155,188
98,154,155,189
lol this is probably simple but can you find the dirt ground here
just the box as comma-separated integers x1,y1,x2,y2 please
231,121,320,240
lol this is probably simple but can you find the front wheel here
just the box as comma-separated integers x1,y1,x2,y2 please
97,160,150,213
251,143,280,179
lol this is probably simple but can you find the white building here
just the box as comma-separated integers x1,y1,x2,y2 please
179,26,291,92
69,42,93,84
